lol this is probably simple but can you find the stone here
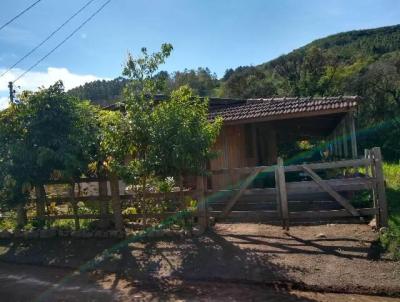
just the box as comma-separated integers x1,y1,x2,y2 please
192,226,204,236
379,227,388,234
71,230,82,238
315,233,327,239
13,230,25,238
369,218,377,230
94,230,107,238
57,229,71,237
0,230,12,239
24,230,40,239
108,230,119,238
80,230,93,238
40,229,57,238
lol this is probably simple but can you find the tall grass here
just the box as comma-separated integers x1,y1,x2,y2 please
380,163,400,259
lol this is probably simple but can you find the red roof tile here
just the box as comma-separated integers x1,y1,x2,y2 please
208,96,359,122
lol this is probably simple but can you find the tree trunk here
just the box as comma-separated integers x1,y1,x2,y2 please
35,184,46,224
16,204,27,229
110,173,123,231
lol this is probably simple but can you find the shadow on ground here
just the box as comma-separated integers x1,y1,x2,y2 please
0,223,399,300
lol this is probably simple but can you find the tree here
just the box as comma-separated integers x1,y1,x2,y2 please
0,81,99,226
151,86,222,189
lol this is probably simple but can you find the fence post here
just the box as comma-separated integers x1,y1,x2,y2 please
35,185,47,224
371,147,388,228
196,175,208,231
110,173,123,231
276,157,289,230
274,165,281,219
98,178,110,229
69,183,80,231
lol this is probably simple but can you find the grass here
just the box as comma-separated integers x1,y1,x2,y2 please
380,162,400,260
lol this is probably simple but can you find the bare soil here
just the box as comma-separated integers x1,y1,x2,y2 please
0,223,399,301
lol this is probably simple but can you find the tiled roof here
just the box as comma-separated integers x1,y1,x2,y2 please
208,96,359,122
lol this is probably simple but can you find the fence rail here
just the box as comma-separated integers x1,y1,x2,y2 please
1,147,388,233
201,147,388,230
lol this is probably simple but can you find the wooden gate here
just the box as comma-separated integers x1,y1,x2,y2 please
199,147,388,230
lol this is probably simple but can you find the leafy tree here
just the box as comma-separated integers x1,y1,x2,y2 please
0,81,99,226
151,86,222,188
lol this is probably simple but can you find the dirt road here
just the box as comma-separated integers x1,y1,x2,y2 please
0,223,399,301
0,262,399,302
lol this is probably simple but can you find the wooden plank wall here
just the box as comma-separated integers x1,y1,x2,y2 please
209,125,248,190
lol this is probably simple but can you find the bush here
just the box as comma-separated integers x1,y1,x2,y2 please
379,163,400,259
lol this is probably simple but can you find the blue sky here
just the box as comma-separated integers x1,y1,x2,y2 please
0,0,400,107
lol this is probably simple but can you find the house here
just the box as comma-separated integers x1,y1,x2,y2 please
106,95,360,189
206,96,359,189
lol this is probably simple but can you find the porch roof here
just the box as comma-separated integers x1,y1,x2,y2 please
208,96,359,124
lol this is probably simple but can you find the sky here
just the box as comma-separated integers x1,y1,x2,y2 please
0,0,400,108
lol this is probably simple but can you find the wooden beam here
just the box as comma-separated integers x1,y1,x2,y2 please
342,116,349,158
349,113,358,158
277,157,289,230
371,147,388,227
301,165,359,216
69,183,80,231
220,167,262,218
110,173,123,231
224,108,352,125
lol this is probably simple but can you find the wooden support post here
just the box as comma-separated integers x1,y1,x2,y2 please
349,113,358,159
196,175,208,230
274,165,282,218
110,173,123,231
371,147,388,227
266,128,278,165
276,157,289,230
333,130,338,158
35,185,47,223
364,149,370,176
337,127,343,159
69,183,80,231
302,165,360,216
342,117,349,158
98,179,110,229
367,149,379,225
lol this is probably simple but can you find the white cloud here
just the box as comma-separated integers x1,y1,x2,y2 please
0,67,106,110
0,66,106,96
0,96,8,110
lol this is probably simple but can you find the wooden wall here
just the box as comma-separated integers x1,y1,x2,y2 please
209,125,245,189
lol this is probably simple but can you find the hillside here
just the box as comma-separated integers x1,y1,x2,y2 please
69,24,400,101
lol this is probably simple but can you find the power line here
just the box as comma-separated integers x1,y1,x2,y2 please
13,0,112,84
0,0,43,32
0,0,97,79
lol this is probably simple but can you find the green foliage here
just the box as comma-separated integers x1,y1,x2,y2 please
380,163,400,259
167,67,219,96
0,81,100,208
151,86,222,178
68,77,128,106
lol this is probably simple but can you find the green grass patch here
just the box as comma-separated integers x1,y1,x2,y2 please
380,163,400,260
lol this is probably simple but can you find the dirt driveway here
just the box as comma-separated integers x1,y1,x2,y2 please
0,223,399,301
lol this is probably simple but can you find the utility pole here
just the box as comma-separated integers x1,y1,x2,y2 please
8,81,14,104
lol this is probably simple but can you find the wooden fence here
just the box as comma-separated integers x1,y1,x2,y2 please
199,147,388,230
28,177,200,231
3,147,387,232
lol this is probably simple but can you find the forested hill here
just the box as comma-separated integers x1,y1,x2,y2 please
69,24,400,102
68,24,400,159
